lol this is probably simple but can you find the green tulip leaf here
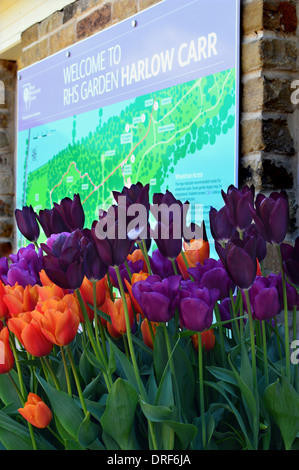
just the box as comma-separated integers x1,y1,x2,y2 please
37,374,84,440
264,374,299,450
0,371,22,406
77,412,102,448
100,378,139,450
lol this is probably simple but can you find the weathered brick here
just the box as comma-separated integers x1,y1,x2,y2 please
0,173,14,195
0,131,8,149
76,4,111,40
49,24,76,55
138,0,162,11
261,37,298,71
39,11,64,38
242,0,263,34
21,23,39,48
263,118,295,155
0,197,13,217
242,77,264,113
0,220,13,238
277,1,297,34
261,158,293,189
112,0,137,21
0,242,12,258
20,38,49,69
241,119,263,154
263,76,295,113
242,37,298,73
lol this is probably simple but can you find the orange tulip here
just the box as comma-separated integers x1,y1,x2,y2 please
0,327,14,374
78,276,106,322
191,329,216,352
124,272,150,315
18,393,52,429
0,282,8,321
141,318,158,349
31,297,80,347
3,284,39,318
177,239,210,280
106,295,134,337
8,312,54,357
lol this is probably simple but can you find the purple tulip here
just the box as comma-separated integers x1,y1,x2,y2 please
0,257,8,285
215,236,257,290
37,194,85,237
15,205,40,243
281,237,299,286
243,224,267,262
151,190,190,260
149,249,179,278
179,284,219,332
93,205,135,267
109,258,144,292
250,190,289,245
0,244,43,288
41,230,85,290
132,274,181,323
221,184,255,232
218,297,234,329
187,258,234,301
209,206,235,244
244,276,281,321
113,182,150,212
80,228,108,282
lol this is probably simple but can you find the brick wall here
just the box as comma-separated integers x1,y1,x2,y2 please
241,0,299,271
0,60,16,258
18,0,162,69
14,0,299,272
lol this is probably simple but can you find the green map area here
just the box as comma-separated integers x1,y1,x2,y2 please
17,68,236,246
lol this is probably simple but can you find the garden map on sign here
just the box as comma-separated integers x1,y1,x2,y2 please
17,69,236,247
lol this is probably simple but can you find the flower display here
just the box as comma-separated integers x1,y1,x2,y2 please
0,181,297,452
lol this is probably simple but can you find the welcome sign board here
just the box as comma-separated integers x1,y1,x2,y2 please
17,0,240,249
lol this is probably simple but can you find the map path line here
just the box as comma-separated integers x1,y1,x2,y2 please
49,161,97,205
81,98,156,205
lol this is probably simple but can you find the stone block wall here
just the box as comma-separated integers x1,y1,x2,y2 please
241,0,299,271
0,60,17,257
18,0,162,69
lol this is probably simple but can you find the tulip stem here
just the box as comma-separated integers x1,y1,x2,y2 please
214,303,227,368
261,321,269,388
66,345,88,416
75,289,112,392
114,265,158,451
92,281,108,361
9,336,26,401
197,332,206,449
141,239,152,275
106,271,115,302
244,290,257,396
43,357,61,391
124,260,133,281
9,339,38,451
60,346,72,396
170,258,179,276
276,245,291,382
162,323,181,423
8,372,25,405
